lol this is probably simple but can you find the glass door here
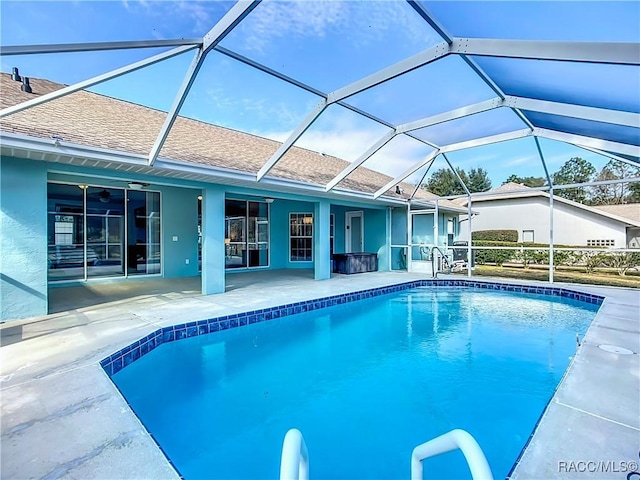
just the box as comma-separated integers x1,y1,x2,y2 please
248,201,269,267
127,190,161,275
225,200,247,269
86,187,125,278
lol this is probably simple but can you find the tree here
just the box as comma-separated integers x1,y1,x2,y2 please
502,174,546,188
425,168,468,196
551,157,596,203
589,160,640,205
468,168,492,193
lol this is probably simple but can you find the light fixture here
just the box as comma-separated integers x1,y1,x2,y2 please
78,184,88,190
395,185,404,195
98,189,111,203
264,198,274,204
128,182,148,190
197,195,203,201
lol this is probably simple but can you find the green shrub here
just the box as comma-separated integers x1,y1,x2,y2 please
472,241,515,266
472,230,518,242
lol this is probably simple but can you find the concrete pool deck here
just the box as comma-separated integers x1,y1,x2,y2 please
1,271,638,479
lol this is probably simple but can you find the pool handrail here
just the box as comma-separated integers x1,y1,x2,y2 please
411,429,493,480
280,428,309,480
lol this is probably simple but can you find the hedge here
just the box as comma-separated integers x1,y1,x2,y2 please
472,230,518,242
469,241,640,276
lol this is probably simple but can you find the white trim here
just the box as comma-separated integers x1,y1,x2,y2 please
450,38,640,65
1,39,202,56
535,128,640,158
257,99,328,181
0,45,197,118
327,41,451,103
506,96,640,128
396,97,503,133
289,212,314,263
345,211,364,253
325,130,396,192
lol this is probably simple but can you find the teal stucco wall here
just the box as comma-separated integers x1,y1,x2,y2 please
1,157,48,320
160,186,200,278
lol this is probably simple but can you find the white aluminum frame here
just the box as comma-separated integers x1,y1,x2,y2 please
0,0,637,208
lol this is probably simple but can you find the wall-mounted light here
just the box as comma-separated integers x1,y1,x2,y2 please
78,184,88,190
395,185,404,195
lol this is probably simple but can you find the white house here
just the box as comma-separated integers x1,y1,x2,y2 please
456,183,640,248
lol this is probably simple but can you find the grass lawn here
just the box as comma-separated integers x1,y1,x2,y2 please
468,265,640,288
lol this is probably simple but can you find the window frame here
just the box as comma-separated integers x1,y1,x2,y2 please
289,212,314,262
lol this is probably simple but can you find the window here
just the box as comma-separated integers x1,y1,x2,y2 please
522,230,534,243
290,213,313,262
587,239,615,247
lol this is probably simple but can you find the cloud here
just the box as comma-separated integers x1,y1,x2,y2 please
258,123,430,181
232,0,436,54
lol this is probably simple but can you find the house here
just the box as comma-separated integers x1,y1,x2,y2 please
0,73,465,322
455,183,640,248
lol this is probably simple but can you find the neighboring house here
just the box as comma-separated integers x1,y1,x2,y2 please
0,73,464,322
456,183,640,248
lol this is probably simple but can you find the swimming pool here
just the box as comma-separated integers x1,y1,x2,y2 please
109,283,600,479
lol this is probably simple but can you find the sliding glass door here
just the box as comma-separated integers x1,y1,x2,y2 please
225,199,269,269
47,182,161,281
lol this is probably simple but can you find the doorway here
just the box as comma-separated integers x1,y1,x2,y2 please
345,211,364,253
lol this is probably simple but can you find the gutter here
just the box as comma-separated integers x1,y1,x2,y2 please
0,131,409,208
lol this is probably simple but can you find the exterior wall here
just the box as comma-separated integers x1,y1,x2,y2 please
459,196,628,247
1,157,48,320
0,155,396,319
160,186,200,278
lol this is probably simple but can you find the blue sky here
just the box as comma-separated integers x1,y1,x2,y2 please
1,0,638,189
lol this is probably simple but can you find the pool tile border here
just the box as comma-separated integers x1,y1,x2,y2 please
100,279,603,377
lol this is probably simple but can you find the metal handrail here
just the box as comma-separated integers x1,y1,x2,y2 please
280,429,309,480
431,245,452,277
411,429,493,480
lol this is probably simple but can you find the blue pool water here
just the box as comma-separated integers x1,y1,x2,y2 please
113,287,599,479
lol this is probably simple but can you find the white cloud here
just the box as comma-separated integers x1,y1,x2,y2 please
232,0,436,54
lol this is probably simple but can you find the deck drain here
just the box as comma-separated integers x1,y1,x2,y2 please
598,344,635,355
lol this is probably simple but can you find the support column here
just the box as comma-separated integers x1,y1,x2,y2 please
383,207,392,272
314,200,331,280
201,186,225,294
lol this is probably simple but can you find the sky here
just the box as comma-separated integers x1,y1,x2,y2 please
1,0,639,189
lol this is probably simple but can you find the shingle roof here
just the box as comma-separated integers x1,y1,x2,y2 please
454,183,640,227
593,203,640,224
0,73,463,211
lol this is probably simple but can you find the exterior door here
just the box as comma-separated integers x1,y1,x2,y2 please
345,211,364,253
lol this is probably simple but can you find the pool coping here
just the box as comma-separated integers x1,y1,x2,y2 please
100,279,604,377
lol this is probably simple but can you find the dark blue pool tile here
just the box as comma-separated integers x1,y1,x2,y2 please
209,322,220,332
198,324,209,335
140,341,149,356
163,330,175,343
112,357,123,375
219,320,230,330
131,346,141,361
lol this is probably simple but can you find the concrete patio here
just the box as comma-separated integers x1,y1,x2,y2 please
1,271,638,479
